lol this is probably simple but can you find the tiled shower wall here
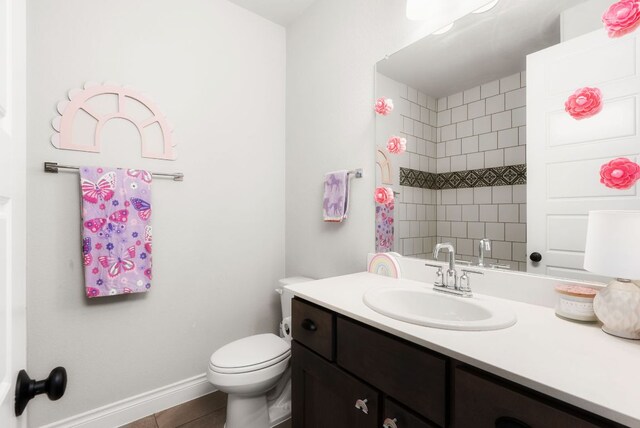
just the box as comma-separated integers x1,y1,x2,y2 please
388,71,528,271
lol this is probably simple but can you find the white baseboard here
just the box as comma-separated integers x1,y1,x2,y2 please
40,373,217,428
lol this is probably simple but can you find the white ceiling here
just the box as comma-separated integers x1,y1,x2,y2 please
226,0,317,26
377,0,585,98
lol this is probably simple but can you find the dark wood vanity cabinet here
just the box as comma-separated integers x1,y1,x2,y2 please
291,298,624,428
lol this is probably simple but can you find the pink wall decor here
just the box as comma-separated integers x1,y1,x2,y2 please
386,135,406,154
376,149,393,185
51,82,177,160
374,97,394,115
374,186,394,204
564,87,603,120
600,157,640,189
603,0,640,38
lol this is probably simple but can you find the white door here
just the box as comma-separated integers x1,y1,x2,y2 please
527,29,640,281
0,0,27,426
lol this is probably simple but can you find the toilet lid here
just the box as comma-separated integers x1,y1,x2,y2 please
209,333,291,374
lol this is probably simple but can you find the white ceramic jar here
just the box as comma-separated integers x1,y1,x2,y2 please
555,284,598,322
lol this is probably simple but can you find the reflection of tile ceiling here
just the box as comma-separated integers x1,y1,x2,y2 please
400,165,526,190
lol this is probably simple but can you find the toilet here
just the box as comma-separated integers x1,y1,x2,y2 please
207,277,312,428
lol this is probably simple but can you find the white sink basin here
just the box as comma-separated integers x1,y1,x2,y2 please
363,285,517,331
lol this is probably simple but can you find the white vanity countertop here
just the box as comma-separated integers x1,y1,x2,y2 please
286,272,640,427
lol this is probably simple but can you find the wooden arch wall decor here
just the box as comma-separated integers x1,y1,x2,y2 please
51,82,177,160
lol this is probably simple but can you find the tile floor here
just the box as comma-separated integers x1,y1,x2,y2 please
121,391,291,428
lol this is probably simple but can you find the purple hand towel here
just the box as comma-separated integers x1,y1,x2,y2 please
323,170,350,222
80,166,153,298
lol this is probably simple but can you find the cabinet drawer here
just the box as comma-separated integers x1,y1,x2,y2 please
383,398,439,428
453,366,621,428
337,317,447,427
292,298,335,361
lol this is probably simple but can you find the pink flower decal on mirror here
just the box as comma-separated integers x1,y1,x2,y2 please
602,0,640,38
374,97,394,116
386,136,407,154
564,87,603,120
600,158,640,189
374,187,394,204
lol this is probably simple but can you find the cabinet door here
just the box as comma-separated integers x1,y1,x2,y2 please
292,341,379,428
453,366,622,428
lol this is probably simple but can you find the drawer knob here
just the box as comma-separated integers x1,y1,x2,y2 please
354,398,369,414
301,318,317,332
495,416,531,428
383,417,398,428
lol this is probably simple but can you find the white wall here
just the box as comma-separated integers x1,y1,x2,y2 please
285,0,495,279
26,0,285,426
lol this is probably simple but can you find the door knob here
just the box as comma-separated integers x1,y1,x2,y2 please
15,367,67,416
529,252,542,262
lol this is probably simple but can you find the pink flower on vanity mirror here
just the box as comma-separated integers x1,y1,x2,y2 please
386,136,407,154
602,0,640,38
374,97,394,115
600,158,640,189
564,87,603,120
374,187,394,204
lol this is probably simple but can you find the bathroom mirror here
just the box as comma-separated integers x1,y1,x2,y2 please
375,0,640,282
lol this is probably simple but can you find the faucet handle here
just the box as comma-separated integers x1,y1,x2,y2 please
459,269,483,294
490,263,511,270
425,263,444,286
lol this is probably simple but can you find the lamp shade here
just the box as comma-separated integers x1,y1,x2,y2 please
583,210,640,279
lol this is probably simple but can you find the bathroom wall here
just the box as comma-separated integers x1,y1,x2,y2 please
26,0,285,426
285,0,492,279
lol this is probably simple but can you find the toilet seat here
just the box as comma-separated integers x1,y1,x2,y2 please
209,333,290,374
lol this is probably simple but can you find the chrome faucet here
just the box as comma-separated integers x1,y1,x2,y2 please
427,242,483,298
478,239,491,267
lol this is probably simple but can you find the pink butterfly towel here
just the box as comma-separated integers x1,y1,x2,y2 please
80,166,153,298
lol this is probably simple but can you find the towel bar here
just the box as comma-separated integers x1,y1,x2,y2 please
44,162,184,181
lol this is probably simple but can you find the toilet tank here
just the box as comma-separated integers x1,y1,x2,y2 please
277,277,313,319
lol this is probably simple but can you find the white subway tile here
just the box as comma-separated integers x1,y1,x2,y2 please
420,107,429,124
457,238,473,256
468,222,485,239
457,120,473,138
396,203,407,221
398,97,410,117
473,116,492,135
486,94,505,115
486,223,505,240
448,92,463,108
451,155,467,172
441,124,457,141
406,135,417,152
451,222,467,238
414,237,424,253
474,187,492,204
399,221,410,238
436,142,446,158
437,109,452,126
399,83,408,99
410,153,420,170
505,146,526,166
519,126,527,145
413,187,423,204
485,149,504,167
457,188,474,205
468,99,486,119
437,221,451,236
520,71,527,87
442,189,457,204
427,96,437,111
417,138,426,155
446,139,462,156
500,73,521,93
410,221,420,238
498,128,519,148
467,152,485,170
429,111,438,127
408,86,418,102
499,204,520,223
512,242,527,262
426,141,437,157
410,102,421,120
416,204,426,221
429,158,437,173
464,86,481,104
406,204,417,220
479,204,498,222
491,111,511,131
452,105,468,123
403,116,414,133
418,91,427,107
413,120,424,138
513,185,526,203
437,97,447,112
505,87,526,110
447,205,462,221
479,132,498,151
520,203,527,223
403,238,414,254
512,106,526,127
481,80,500,99
491,241,512,260
437,158,451,173
461,136,479,154
506,223,526,242
462,204,479,221
493,186,512,203
437,204,446,220
426,203,437,218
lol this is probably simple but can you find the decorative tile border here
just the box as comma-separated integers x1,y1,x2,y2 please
400,165,526,190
